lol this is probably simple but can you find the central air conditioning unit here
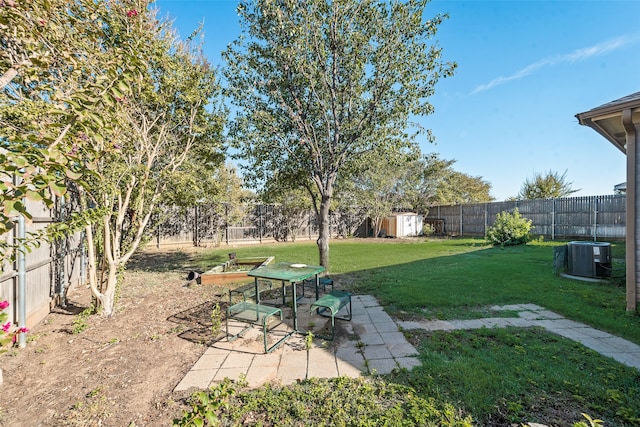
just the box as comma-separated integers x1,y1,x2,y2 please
567,241,612,278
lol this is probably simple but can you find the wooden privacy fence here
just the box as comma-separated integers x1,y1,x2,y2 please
153,204,366,247
424,195,626,240
0,194,625,332
0,196,85,331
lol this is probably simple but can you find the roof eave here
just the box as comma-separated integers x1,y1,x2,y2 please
576,114,627,154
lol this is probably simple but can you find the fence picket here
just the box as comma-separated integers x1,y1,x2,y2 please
424,195,625,240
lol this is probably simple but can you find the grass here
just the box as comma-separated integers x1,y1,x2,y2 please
396,327,640,426
186,237,640,425
194,238,637,343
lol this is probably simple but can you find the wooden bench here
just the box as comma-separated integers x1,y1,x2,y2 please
310,290,352,340
228,279,273,304
226,302,287,353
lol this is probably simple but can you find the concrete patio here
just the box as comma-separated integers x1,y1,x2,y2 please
175,299,640,392
175,294,421,391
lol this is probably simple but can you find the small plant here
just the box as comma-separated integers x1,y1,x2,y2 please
422,222,435,236
26,332,44,343
87,386,103,398
210,303,222,337
305,330,314,351
172,378,237,426
486,208,532,246
72,305,94,335
305,331,315,379
169,325,185,334
573,413,604,427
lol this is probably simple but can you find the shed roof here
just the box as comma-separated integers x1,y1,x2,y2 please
576,91,640,153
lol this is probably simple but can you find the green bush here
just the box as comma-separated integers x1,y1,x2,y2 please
422,222,435,236
486,209,532,246
174,376,473,426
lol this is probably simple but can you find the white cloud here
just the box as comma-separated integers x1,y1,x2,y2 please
471,34,639,94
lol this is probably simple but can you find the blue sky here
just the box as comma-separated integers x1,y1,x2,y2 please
153,0,639,201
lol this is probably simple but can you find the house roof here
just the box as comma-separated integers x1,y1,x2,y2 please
614,182,626,192
576,91,640,153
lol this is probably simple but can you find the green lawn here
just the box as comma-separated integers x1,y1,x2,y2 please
195,238,636,343
188,237,640,426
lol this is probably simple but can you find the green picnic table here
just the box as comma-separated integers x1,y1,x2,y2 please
247,262,325,332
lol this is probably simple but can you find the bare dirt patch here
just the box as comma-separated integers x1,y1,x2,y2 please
0,248,222,426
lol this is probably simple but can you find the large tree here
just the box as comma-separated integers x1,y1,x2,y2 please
517,170,579,200
0,0,146,266
398,153,493,212
81,7,224,316
347,148,418,238
1,0,224,314
433,171,493,205
224,0,455,268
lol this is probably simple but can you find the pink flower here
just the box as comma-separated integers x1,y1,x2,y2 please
127,9,138,17
2,322,11,333
0,300,9,310
12,328,28,343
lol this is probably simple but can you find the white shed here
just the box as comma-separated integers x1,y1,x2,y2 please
381,213,423,237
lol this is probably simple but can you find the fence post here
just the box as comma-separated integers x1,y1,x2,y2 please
592,197,598,241
484,203,488,237
459,204,463,237
551,199,556,241
17,214,26,348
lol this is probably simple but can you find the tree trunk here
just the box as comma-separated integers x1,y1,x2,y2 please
0,67,18,90
316,195,331,270
373,217,382,238
99,263,118,317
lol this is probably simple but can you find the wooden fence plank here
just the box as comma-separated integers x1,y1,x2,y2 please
425,195,625,240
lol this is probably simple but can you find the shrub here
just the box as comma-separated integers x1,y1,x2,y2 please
174,376,474,426
422,222,435,236
486,209,532,246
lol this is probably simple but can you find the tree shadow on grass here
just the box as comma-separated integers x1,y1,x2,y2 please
128,250,200,274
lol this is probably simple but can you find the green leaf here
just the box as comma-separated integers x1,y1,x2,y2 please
25,191,44,203
117,80,130,94
49,181,67,197
111,87,123,99
3,200,19,216
65,169,83,180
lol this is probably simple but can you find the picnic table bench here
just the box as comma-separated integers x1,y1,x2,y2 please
310,290,352,340
228,279,274,303
301,277,334,298
226,301,288,353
